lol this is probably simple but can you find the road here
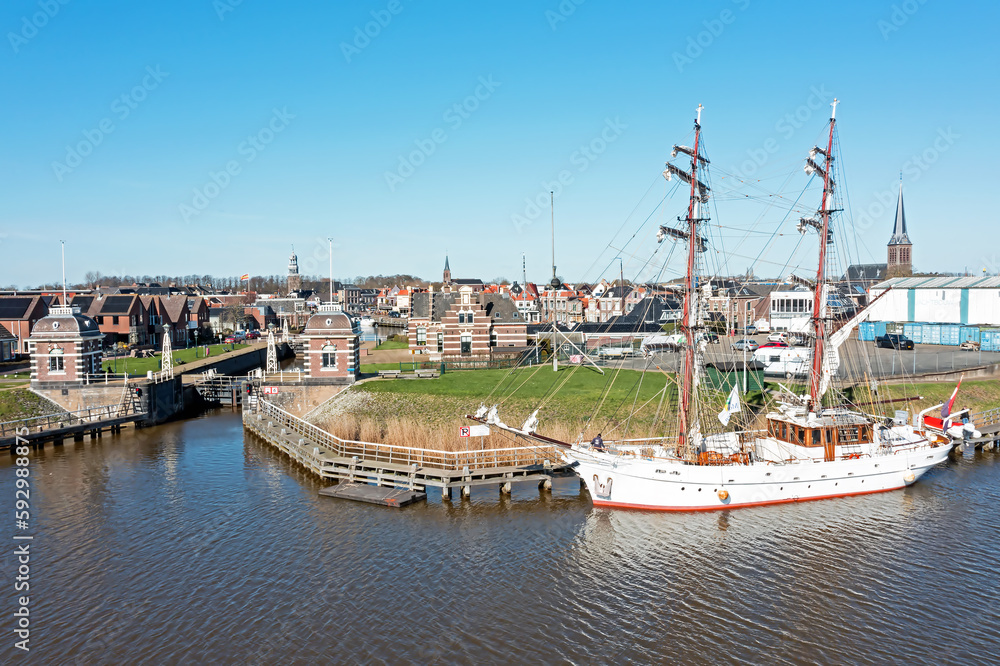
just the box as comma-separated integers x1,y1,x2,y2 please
586,334,1000,379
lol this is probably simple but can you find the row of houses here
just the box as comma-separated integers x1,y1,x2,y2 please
0,289,290,359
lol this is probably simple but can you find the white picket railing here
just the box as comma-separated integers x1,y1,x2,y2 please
249,399,561,470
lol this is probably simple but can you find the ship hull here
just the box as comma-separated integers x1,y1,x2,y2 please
567,445,951,512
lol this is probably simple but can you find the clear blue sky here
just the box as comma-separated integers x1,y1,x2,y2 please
2,0,997,288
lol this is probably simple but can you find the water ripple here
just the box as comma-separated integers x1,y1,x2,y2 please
1,412,998,664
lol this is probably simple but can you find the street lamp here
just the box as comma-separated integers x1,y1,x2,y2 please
194,329,199,358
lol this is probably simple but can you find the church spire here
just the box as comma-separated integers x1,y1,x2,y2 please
886,179,912,275
443,255,452,284
888,179,910,245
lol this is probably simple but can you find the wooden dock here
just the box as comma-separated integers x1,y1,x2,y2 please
243,399,578,500
319,482,426,507
1,391,146,450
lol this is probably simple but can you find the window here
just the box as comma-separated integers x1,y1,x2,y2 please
490,330,497,347
467,313,473,324
460,332,472,354
112,316,119,325
321,344,337,368
48,348,64,372
458,313,465,324
437,332,443,352
416,327,426,345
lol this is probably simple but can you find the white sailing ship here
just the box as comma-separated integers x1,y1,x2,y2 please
477,101,960,511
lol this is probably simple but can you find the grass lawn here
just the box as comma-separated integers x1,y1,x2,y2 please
373,340,409,350
102,343,250,376
878,379,1000,417
356,365,681,438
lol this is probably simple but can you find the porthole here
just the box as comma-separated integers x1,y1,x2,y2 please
325,318,332,325
52,322,60,329
681,487,685,491
698,488,702,492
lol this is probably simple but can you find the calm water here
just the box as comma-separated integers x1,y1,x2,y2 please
2,412,999,664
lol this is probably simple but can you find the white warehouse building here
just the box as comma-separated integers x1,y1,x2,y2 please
868,276,1000,325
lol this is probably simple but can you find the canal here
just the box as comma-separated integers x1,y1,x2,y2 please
1,411,998,663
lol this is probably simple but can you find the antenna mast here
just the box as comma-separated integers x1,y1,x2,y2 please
550,191,558,289
60,240,67,304
327,237,334,306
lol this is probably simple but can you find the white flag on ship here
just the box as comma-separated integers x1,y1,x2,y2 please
718,384,741,426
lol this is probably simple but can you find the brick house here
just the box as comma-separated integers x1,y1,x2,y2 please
186,297,211,339
0,324,17,361
158,295,192,346
28,306,104,386
0,295,49,357
300,308,359,381
90,294,149,347
408,286,527,360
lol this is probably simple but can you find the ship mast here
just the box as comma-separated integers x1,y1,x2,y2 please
808,98,839,414
678,104,704,457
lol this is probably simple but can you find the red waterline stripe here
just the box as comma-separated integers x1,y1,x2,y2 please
590,485,903,513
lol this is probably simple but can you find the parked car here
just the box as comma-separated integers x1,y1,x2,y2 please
389,312,401,318
875,334,914,350
224,336,237,343
732,339,759,352
766,332,787,343
245,331,260,340
960,340,980,351
758,341,790,349
744,325,758,335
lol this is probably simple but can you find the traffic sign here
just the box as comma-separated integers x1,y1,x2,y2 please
459,426,471,437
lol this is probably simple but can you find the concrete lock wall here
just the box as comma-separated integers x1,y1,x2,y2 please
140,377,185,424
264,383,351,418
32,384,125,414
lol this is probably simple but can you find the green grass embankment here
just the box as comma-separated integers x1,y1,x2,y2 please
102,343,249,376
0,388,64,421
341,365,682,443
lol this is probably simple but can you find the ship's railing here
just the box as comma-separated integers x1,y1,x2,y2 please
250,399,561,470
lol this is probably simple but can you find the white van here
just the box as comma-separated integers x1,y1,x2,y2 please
753,347,810,378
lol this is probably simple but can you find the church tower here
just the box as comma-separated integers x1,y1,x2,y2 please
287,246,302,293
443,255,452,285
886,181,912,276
